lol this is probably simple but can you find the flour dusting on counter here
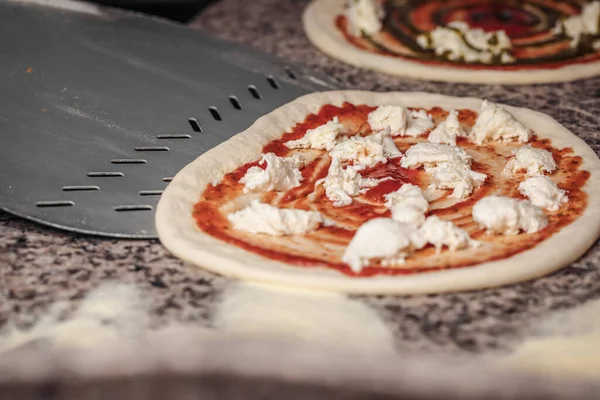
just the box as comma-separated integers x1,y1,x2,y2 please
215,282,396,353
499,298,600,378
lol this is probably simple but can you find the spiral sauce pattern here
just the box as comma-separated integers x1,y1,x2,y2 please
336,0,600,70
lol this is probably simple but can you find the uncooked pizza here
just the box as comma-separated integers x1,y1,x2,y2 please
302,0,600,84
156,91,600,294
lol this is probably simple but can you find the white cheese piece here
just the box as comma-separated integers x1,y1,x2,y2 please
240,153,303,193
342,218,423,273
401,143,484,199
387,205,426,228
504,145,558,177
317,158,379,207
368,105,407,136
286,117,343,151
416,21,514,64
329,132,401,167
500,52,515,63
405,109,435,137
517,200,550,233
428,162,487,199
428,110,466,146
385,184,429,227
228,200,323,236
283,152,307,169
345,0,385,37
419,25,491,63
385,184,429,212
380,133,403,158
472,196,548,235
400,142,472,170
418,215,478,254
456,21,513,56
470,100,532,145
518,176,568,212
554,1,600,47
368,106,433,137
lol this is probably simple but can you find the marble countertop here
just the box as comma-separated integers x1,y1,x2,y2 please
3,0,600,362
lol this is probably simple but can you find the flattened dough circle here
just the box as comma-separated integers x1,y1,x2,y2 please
302,0,600,84
156,91,600,294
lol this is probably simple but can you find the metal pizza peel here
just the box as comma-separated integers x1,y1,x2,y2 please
0,0,338,238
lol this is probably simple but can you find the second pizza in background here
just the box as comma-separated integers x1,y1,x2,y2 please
303,0,600,84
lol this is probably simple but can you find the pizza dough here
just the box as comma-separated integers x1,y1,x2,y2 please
302,0,600,84
155,91,600,294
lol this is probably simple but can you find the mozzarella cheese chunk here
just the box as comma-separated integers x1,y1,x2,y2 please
470,100,531,145
388,205,426,228
406,109,435,137
472,196,548,235
385,184,429,227
400,142,472,170
318,158,379,207
402,143,484,199
286,117,343,151
240,153,303,193
504,145,558,177
228,201,323,236
553,1,600,47
380,133,403,159
518,176,568,211
428,162,487,199
345,0,384,37
329,132,401,167
417,216,477,254
342,218,423,272
368,106,433,137
428,110,466,146
368,105,407,135
417,21,514,64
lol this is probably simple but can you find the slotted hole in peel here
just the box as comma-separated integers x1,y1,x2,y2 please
111,159,147,164
162,177,173,182
139,190,163,196
62,185,100,192
36,201,74,208
87,172,124,177
134,146,170,152
229,96,242,110
114,205,153,212
284,67,297,80
248,85,261,99
157,134,191,139
267,75,280,89
209,106,222,121
188,118,203,132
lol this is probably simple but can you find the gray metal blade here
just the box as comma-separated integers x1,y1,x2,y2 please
0,0,338,238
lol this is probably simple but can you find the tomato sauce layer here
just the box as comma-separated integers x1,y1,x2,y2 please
194,102,588,277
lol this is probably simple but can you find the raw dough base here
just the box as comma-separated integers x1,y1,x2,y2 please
302,0,600,84
155,90,600,294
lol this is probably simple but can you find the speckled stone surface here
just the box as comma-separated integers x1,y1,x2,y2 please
189,0,600,353
2,0,600,360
